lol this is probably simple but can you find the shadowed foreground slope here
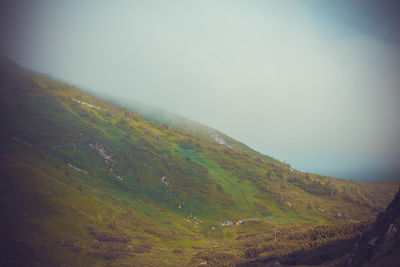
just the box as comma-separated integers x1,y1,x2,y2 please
346,187,400,267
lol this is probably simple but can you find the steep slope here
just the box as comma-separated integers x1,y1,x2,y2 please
0,56,399,266
346,187,400,267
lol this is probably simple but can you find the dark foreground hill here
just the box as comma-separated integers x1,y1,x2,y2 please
0,56,399,266
346,187,400,267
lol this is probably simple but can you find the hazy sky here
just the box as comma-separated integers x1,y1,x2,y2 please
1,0,400,181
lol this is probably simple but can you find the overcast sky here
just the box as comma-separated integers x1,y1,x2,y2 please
1,0,400,181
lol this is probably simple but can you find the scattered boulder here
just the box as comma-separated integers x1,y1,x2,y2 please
161,176,173,189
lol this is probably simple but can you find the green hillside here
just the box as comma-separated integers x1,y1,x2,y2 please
1,57,399,266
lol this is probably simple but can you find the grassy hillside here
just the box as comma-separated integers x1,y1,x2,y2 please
1,57,399,266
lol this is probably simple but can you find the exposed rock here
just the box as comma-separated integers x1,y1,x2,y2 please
67,163,88,174
384,223,398,240
72,98,100,110
209,130,234,150
89,142,113,162
161,176,173,189
115,175,124,181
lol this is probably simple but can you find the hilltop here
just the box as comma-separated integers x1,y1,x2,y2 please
0,57,399,266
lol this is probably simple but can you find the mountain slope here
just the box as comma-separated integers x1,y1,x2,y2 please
0,56,399,266
94,94,264,158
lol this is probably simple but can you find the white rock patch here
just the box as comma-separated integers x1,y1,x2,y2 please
161,176,173,189
89,143,113,162
67,163,88,174
209,130,234,150
72,98,100,110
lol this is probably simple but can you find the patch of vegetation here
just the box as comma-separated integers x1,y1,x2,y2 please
190,222,370,266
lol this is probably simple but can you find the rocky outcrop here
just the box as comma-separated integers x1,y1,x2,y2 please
346,187,400,267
